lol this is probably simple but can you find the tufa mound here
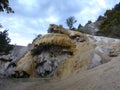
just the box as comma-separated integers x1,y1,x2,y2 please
48,24,87,42
1,24,120,79
32,33,76,55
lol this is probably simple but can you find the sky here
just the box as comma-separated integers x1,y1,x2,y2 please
0,0,120,46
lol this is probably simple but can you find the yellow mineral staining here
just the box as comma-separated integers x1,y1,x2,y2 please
13,24,90,78
48,24,87,42
15,52,34,75
33,33,76,53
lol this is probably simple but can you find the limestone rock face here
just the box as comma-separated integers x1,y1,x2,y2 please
95,46,118,57
48,24,87,42
34,48,71,77
0,45,28,78
81,16,104,35
32,34,75,77
89,53,102,68
0,45,28,62
0,24,120,79
83,22,99,35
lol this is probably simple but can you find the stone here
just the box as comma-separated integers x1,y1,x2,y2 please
34,46,72,77
89,53,102,69
48,24,87,42
0,45,28,62
95,46,118,57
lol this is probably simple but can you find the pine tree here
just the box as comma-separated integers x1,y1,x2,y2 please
0,0,14,13
0,30,13,55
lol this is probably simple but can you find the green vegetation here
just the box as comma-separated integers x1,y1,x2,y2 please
97,2,120,38
0,0,14,13
76,24,84,33
0,0,14,54
66,16,77,30
77,24,90,34
0,30,13,55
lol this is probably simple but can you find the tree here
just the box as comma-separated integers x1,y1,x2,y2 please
0,0,14,13
77,24,84,33
97,2,120,38
0,30,13,55
66,16,77,30
0,0,14,54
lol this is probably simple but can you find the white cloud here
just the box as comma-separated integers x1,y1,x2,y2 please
9,32,21,37
80,8,100,15
1,0,120,46
46,16,58,23
91,8,101,14
10,37,33,46
76,7,101,25
0,28,5,32
96,0,107,8
18,0,37,7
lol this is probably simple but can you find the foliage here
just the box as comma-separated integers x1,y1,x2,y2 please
109,25,120,38
0,0,14,13
77,24,84,33
78,24,82,29
0,30,13,55
77,24,90,34
66,16,77,30
77,29,84,33
97,2,120,38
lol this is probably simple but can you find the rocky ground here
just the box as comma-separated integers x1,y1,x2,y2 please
1,55,120,90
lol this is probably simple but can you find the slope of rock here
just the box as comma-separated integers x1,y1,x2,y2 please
0,24,90,78
0,45,28,62
81,16,104,35
1,55,120,90
0,45,29,78
1,24,120,78
0,24,120,90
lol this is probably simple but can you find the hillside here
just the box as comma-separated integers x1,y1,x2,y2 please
0,24,120,90
97,2,120,38
81,16,104,35
79,2,120,38
1,55,120,90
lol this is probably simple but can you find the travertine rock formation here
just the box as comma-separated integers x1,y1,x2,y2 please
0,24,120,79
0,45,28,78
48,24,87,42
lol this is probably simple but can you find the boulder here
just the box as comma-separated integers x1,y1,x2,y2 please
95,46,118,57
89,53,102,69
